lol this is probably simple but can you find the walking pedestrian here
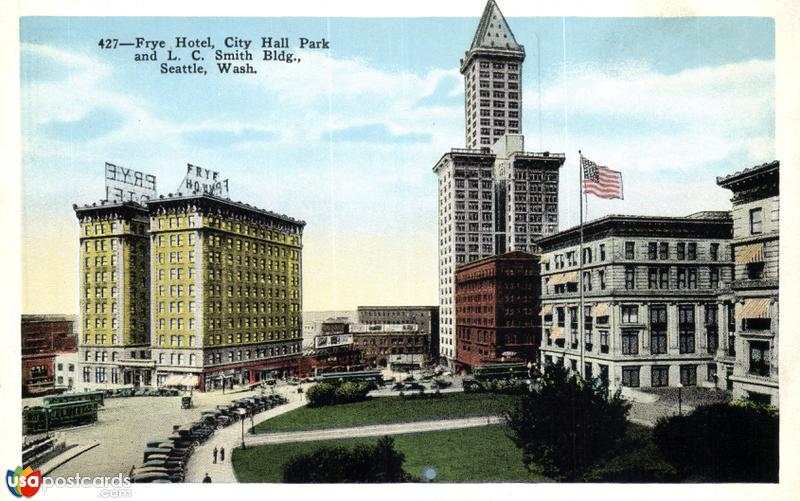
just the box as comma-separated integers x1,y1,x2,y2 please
220,446,225,462
213,446,218,464
202,473,212,483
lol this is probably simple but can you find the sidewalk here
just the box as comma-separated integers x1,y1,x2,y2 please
247,415,505,447
184,388,306,483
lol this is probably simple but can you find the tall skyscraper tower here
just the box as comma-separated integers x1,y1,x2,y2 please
433,1,564,367
461,0,525,149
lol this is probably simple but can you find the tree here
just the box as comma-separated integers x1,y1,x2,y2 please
652,402,778,482
282,436,410,483
505,365,630,481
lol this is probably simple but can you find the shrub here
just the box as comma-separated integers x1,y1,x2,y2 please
306,381,371,407
282,436,410,483
505,365,630,481
305,382,336,407
652,402,778,482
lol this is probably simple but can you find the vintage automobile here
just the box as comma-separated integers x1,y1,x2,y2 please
130,472,173,483
181,396,193,409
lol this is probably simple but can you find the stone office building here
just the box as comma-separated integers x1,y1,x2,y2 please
716,161,779,405
537,213,733,391
357,306,439,359
433,0,565,367
454,251,540,371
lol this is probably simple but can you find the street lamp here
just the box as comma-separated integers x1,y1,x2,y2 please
677,383,684,416
238,408,247,449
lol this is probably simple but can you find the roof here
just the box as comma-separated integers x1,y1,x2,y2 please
716,160,779,187
536,213,733,250
147,193,305,227
470,0,522,51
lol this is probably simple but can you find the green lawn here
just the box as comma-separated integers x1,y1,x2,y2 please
234,424,549,483
252,393,520,433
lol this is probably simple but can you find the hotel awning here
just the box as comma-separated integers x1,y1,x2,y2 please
162,374,198,387
591,303,610,317
550,327,564,340
539,305,553,316
737,298,770,319
735,243,765,264
550,271,578,285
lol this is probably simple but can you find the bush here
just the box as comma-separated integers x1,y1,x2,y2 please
306,381,371,407
282,436,410,483
505,365,630,481
305,382,337,407
653,402,778,482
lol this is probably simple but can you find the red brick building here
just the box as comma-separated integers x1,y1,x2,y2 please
455,251,540,371
21,315,78,396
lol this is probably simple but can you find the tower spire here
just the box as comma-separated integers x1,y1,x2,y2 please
470,0,522,51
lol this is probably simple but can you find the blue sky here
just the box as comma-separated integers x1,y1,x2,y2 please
20,13,775,312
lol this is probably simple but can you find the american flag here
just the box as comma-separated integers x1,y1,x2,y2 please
582,156,623,200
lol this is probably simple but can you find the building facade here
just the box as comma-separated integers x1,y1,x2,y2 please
538,214,733,392
454,251,540,371
356,306,439,359
21,315,78,395
716,161,779,405
433,1,564,367
147,194,305,391
74,202,152,389
461,0,525,149
349,323,430,370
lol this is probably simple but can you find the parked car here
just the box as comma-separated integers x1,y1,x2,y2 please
391,383,406,391
131,472,172,483
406,382,425,391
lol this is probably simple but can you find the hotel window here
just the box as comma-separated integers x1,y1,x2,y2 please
710,268,719,289
707,363,717,383
625,241,635,259
599,330,609,353
599,270,606,289
748,341,770,377
625,267,636,290
680,365,697,386
622,366,640,387
678,305,696,354
83,367,90,382
687,243,697,260
583,272,592,291
688,268,697,289
677,268,687,288
621,330,639,355
705,304,718,354
659,268,669,289
651,366,669,387
677,242,686,260
648,242,657,260
621,305,638,323
599,244,606,261
710,243,719,261
750,208,763,234
650,305,668,355
659,242,669,260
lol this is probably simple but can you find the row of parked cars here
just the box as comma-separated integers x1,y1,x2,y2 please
129,393,289,483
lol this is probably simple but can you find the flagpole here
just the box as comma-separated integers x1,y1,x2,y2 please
578,151,585,378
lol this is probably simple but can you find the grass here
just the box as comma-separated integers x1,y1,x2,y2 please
233,424,549,483
252,393,520,433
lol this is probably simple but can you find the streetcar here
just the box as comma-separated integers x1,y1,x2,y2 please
471,363,530,381
23,400,99,434
43,390,105,408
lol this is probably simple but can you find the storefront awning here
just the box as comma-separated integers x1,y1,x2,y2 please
735,243,765,264
737,298,770,319
549,327,563,340
162,374,198,387
549,271,578,286
591,303,610,317
539,304,553,316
